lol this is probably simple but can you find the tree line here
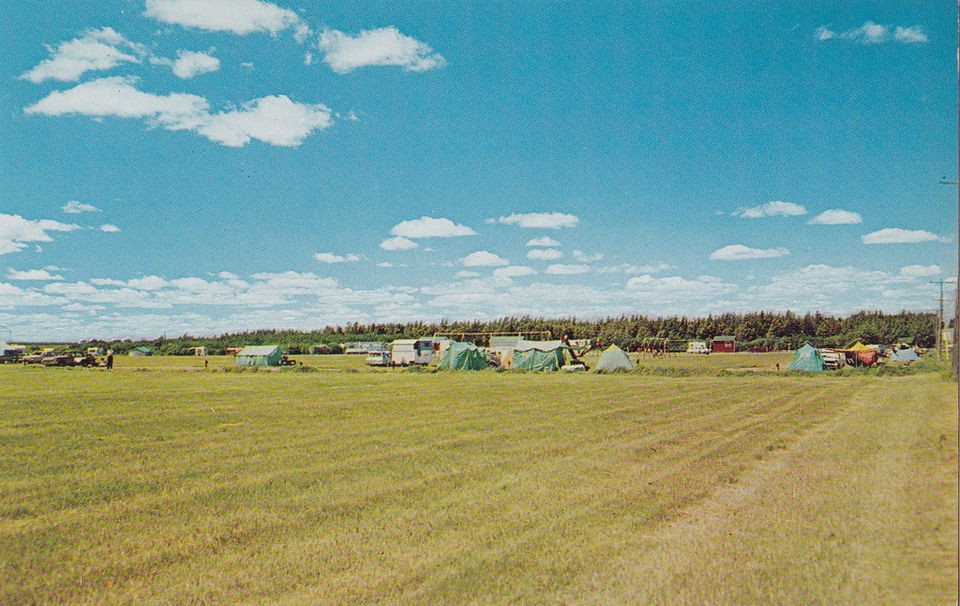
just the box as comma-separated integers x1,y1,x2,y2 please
70,310,939,355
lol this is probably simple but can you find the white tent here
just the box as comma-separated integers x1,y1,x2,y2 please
595,345,635,372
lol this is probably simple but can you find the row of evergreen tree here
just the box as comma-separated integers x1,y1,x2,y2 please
79,310,939,355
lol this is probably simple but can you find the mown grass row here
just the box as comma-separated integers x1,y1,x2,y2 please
1,365,955,604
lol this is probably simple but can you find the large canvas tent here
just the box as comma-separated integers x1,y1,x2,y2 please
789,343,825,372
437,341,490,371
595,344,635,372
512,340,571,372
236,345,283,367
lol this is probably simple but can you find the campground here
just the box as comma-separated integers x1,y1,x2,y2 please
1,353,956,603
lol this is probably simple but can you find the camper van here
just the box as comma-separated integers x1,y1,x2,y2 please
686,341,709,354
390,339,435,366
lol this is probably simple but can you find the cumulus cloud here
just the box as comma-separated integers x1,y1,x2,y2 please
317,27,446,73
527,248,563,261
733,201,806,219
808,209,862,225
20,27,145,83
313,252,361,263
493,265,536,278
0,214,80,255
496,212,579,229
100,224,121,233
710,244,790,261
144,0,310,39
171,50,220,78
197,95,333,147
900,264,941,277
379,236,418,251
24,77,333,148
62,200,100,214
743,264,939,312
861,228,941,244
573,250,603,262
816,21,928,44
526,236,561,247
545,264,591,275
389,216,476,239
626,274,736,302
7,268,64,281
461,251,509,267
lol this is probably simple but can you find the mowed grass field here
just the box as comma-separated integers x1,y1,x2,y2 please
1,354,956,604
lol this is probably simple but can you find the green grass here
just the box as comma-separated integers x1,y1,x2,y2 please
1,358,956,604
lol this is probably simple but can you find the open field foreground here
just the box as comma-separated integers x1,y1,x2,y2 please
1,359,956,604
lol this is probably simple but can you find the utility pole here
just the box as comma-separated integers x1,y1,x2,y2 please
930,279,956,360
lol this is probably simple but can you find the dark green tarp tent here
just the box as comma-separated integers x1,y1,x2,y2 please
595,344,635,372
789,343,824,372
437,341,490,371
512,340,571,372
236,345,283,367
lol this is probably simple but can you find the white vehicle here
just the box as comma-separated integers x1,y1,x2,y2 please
390,339,435,366
365,351,392,367
686,341,709,354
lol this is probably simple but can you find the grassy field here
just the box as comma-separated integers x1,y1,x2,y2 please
1,354,956,604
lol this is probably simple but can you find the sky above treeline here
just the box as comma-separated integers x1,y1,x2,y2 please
1,1,957,341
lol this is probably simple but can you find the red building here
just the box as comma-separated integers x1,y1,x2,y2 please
711,336,736,353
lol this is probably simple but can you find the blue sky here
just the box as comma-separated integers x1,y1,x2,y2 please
0,1,956,341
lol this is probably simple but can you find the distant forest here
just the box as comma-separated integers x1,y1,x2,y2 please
64,310,940,355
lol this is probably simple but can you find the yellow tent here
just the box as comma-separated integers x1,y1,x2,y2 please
848,341,870,350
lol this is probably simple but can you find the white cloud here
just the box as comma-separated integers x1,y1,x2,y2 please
808,209,862,225
454,270,480,278
817,21,928,44
313,252,361,264
24,77,333,148
710,245,790,261
893,26,928,43
197,95,333,147
493,265,536,278
573,250,603,263
171,50,220,78
24,76,210,128
545,264,591,275
100,224,121,233
734,201,806,219
496,212,579,229
7,268,64,281
815,26,836,41
0,214,80,255
527,248,563,261
390,216,476,239
144,0,310,39
900,264,941,277
597,262,672,274
526,236,561,247
461,251,509,267
861,228,941,245
317,27,446,73
379,236,418,251
20,27,144,83
62,200,100,214
626,274,736,302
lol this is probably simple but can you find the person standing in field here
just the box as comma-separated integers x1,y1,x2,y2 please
105,351,113,370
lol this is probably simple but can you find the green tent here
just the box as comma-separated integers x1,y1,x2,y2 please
512,341,570,372
595,344,635,372
236,345,283,367
789,343,824,372
437,341,490,371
